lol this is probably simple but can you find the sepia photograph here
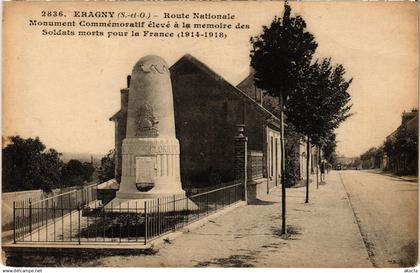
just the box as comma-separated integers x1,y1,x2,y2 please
1,1,418,269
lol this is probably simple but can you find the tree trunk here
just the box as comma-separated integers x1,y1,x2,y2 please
316,146,319,189
279,95,287,235
306,136,310,203
319,145,322,184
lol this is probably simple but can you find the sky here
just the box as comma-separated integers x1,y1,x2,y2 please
3,1,418,157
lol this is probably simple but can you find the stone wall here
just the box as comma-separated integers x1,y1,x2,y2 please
2,184,95,229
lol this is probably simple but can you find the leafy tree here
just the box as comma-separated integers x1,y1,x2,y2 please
373,147,384,169
395,127,417,174
360,147,383,169
2,136,63,192
384,126,418,175
352,158,362,170
82,162,95,181
286,58,352,203
284,122,303,187
250,1,318,234
322,133,338,167
98,149,116,182
38,148,64,191
60,159,94,187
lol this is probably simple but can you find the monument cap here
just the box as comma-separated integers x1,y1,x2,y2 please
131,55,170,75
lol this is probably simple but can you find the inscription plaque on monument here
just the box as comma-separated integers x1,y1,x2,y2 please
135,156,156,191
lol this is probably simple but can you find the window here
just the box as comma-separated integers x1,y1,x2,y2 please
275,138,278,176
270,136,274,177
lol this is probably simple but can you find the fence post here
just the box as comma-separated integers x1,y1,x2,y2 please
22,199,25,241
173,195,176,232
13,201,16,244
127,202,130,241
144,201,148,245
185,196,188,225
155,198,162,234
135,202,138,242
82,188,85,205
29,200,32,236
53,202,56,242
46,199,48,242
78,207,81,245
95,184,98,202
235,124,248,203
206,193,209,215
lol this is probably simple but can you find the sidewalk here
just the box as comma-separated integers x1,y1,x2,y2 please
365,169,418,183
83,171,372,267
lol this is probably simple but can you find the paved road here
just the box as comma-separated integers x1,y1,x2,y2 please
338,170,418,267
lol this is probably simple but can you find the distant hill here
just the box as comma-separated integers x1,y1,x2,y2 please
60,152,105,166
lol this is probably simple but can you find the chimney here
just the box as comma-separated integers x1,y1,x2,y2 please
121,75,130,115
127,75,131,88
401,109,417,124
121,89,129,114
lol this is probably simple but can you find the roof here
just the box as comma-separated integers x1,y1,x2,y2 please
236,72,256,96
109,111,121,121
97,179,119,190
386,110,418,140
170,54,280,128
405,113,418,131
236,70,281,116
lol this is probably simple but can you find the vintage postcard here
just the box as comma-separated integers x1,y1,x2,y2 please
1,1,418,269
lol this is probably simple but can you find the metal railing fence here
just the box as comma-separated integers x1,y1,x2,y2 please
13,182,244,245
144,182,243,243
13,184,98,243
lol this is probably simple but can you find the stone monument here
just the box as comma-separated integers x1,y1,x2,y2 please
107,55,193,210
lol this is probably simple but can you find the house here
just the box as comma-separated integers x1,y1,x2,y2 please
299,140,324,178
236,70,316,182
382,108,418,174
110,54,282,192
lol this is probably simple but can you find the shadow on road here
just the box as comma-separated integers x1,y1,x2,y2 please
248,199,278,206
389,241,418,267
194,254,257,267
271,225,302,240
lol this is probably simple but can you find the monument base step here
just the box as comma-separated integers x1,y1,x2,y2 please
104,197,199,212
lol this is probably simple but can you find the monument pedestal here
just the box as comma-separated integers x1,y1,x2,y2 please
105,138,197,211
117,138,184,197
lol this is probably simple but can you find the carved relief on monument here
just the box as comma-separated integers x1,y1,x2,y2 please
135,103,159,137
133,61,169,74
122,139,180,155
